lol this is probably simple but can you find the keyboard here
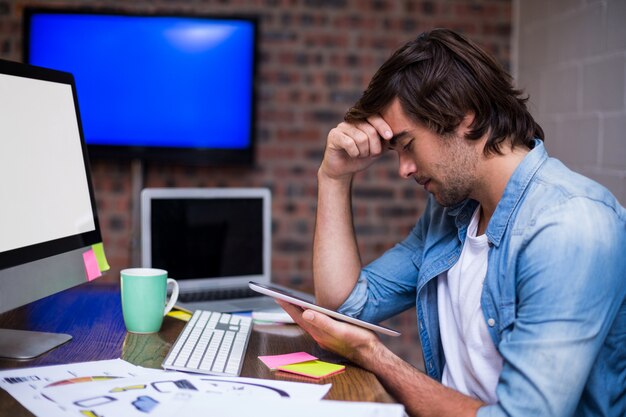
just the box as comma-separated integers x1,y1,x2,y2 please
162,310,252,377
178,287,259,303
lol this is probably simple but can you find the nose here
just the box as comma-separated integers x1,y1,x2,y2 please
398,153,417,179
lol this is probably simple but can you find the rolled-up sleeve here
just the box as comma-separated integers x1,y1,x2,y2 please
336,271,370,318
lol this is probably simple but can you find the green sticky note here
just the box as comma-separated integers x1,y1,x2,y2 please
277,360,345,379
91,242,110,272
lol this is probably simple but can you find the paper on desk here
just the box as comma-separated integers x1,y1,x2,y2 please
0,359,151,417
42,373,331,416
0,358,331,417
152,391,406,417
252,309,295,324
193,375,330,400
258,351,318,370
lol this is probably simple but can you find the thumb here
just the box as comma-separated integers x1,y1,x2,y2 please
302,309,316,322
302,309,337,333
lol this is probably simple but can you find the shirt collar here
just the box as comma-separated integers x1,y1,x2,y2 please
485,139,548,247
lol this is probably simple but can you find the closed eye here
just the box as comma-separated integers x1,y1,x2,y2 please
402,139,414,152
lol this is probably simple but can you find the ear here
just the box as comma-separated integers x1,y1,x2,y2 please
460,112,475,130
455,112,479,145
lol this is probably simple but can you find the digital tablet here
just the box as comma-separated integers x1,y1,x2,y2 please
248,281,401,337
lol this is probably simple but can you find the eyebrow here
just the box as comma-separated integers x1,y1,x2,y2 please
388,130,411,149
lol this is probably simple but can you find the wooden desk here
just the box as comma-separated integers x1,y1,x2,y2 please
0,281,394,416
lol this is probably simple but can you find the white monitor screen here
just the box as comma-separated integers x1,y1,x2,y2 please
0,73,95,253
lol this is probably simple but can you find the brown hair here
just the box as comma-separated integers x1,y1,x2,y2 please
345,29,544,154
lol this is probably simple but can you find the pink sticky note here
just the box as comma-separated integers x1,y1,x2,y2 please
82,249,101,282
258,352,318,370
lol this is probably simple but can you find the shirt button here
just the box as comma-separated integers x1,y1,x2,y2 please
487,318,496,327
428,361,433,369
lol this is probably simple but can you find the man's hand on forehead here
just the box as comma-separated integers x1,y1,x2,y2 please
362,115,414,152
365,115,393,142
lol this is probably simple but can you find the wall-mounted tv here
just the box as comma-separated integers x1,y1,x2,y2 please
23,9,258,165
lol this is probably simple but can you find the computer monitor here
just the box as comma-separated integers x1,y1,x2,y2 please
0,59,103,359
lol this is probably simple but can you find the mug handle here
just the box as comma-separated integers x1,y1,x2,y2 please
164,278,179,316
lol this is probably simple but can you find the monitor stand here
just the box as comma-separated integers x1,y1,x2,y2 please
0,329,72,360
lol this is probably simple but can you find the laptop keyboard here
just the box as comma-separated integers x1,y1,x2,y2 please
162,310,252,377
178,287,259,302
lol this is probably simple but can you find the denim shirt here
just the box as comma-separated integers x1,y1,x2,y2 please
338,140,626,416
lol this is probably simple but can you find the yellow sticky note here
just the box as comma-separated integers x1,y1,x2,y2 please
91,242,110,272
167,310,192,322
277,360,345,379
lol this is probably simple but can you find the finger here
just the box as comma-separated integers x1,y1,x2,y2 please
301,309,343,335
276,300,304,318
345,124,372,157
275,301,317,331
328,125,360,158
356,122,384,156
276,301,329,340
366,115,393,141
275,301,327,332
332,123,370,158
336,132,362,158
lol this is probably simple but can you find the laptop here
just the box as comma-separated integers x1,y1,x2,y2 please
141,187,306,313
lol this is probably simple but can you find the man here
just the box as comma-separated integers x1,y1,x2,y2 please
278,29,626,417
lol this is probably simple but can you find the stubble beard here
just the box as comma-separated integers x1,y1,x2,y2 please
429,137,478,207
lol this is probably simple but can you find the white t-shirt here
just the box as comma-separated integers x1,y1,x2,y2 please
437,205,503,404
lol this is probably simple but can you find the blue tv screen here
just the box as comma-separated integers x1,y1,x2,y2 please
24,9,257,164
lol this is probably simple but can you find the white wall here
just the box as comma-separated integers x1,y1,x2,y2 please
515,0,626,203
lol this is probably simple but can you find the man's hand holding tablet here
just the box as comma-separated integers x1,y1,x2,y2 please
248,281,400,337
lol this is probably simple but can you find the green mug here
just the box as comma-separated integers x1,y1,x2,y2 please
120,268,179,334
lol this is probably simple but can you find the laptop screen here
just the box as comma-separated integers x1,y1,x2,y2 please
141,188,270,286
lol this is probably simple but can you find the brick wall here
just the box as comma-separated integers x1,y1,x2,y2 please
0,0,511,369
515,0,626,204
